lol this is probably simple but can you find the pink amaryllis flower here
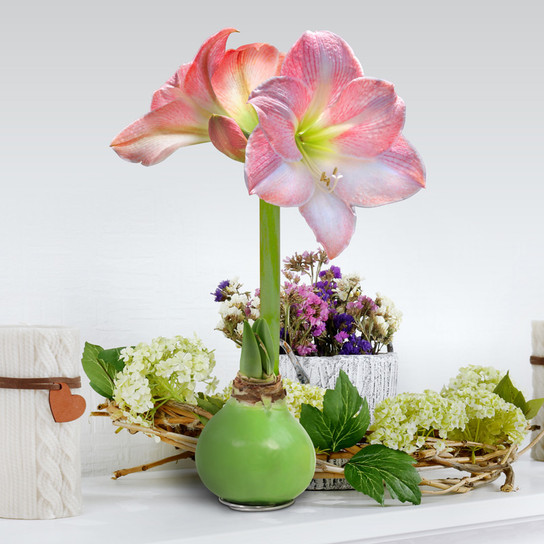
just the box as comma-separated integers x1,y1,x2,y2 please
245,31,425,258
111,28,283,165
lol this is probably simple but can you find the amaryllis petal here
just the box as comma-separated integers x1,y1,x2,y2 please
299,189,356,259
211,43,282,133
248,76,312,161
112,29,288,167
244,30,425,259
184,28,237,112
281,31,363,118
209,115,247,162
110,100,209,166
324,135,425,207
245,128,314,206
324,78,406,158
151,63,191,110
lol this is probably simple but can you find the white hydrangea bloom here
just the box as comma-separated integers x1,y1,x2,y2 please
370,366,530,453
443,365,504,394
369,390,469,453
444,387,528,445
114,371,154,415
283,378,325,418
113,334,216,426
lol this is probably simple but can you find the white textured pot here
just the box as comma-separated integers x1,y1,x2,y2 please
279,352,398,416
279,352,399,491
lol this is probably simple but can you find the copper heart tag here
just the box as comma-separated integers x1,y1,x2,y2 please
49,383,86,423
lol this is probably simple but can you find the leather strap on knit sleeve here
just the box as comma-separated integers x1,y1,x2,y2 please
0,377,82,390
530,356,544,366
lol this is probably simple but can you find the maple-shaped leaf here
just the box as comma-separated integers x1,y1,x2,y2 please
300,370,369,452
344,444,421,506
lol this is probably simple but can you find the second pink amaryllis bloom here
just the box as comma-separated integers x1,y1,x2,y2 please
111,28,283,165
245,31,425,259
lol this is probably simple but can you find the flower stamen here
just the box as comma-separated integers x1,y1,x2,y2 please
320,167,342,193
296,137,342,193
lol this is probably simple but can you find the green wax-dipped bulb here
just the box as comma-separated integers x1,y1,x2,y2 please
196,326,315,506
195,395,316,505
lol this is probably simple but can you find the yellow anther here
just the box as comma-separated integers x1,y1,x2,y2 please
319,167,341,193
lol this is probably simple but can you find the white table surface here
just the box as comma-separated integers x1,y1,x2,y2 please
2,458,544,544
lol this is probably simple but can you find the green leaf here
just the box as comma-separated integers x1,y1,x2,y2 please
300,370,370,452
196,394,226,426
239,321,262,379
526,398,544,420
97,347,125,372
299,404,331,451
88,380,113,399
492,372,544,419
252,318,274,376
513,390,528,415
81,342,115,399
197,393,226,416
493,372,534,418
344,445,421,506
494,372,522,405
259,200,280,375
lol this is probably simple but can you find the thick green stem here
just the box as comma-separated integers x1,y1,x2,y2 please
259,200,280,374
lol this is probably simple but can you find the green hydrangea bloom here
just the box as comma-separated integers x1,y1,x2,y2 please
114,335,217,425
369,365,529,452
445,387,527,445
369,390,467,453
283,378,325,418
442,365,503,394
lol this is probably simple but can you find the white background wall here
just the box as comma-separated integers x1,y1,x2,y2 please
1,0,543,475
